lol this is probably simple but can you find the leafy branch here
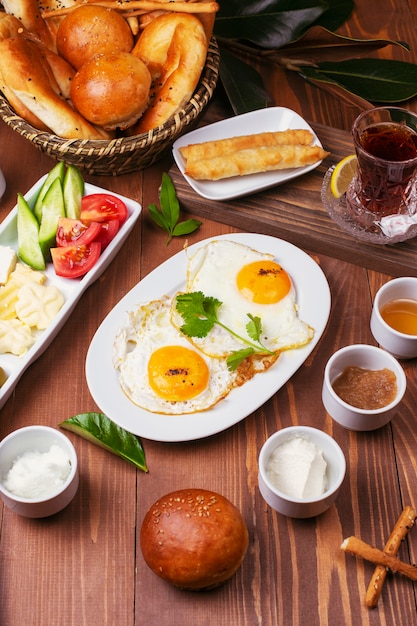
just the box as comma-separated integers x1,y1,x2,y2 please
213,0,417,115
148,173,201,245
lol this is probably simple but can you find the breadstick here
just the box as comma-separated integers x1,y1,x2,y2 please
41,1,219,18
184,144,329,181
365,506,417,608
341,536,417,581
180,129,315,163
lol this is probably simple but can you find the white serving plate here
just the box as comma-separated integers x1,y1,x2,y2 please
86,233,331,442
172,107,325,201
0,176,142,410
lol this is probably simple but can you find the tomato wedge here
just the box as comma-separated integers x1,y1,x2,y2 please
56,217,102,247
80,193,128,225
95,219,120,249
51,242,101,278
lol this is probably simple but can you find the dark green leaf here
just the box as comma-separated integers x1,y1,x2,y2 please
300,58,417,103
309,0,354,32
60,413,148,472
215,0,326,49
219,49,270,115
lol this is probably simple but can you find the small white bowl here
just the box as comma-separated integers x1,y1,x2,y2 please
370,277,417,359
322,344,406,431
258,426,346,519
0,425,79,518
0,168,5,201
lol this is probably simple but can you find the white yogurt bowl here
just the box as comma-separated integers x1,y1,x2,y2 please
370,277,417,359
258,426,346,519
0,425,79,518
322,344,406,431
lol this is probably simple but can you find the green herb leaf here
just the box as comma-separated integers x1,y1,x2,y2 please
227,348,256,371
175,291,276,369
148,202,170,230
60,413,148,472
246,314,263,343
148,173,201,245
159,172,179,230
176,291,221,337
173,218,203,237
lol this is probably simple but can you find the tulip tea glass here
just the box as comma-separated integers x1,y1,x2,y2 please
346,107,417,231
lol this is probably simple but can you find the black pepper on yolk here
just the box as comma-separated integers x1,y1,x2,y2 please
148,345,210,401
236,260,291,304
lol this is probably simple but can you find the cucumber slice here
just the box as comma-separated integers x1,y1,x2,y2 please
63,164,84,220
33,161,65,223
17,193,46,270
38,177,66,257
60,413,148,472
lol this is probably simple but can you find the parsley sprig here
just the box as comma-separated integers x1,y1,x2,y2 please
148,173,202,245
175,291,276,370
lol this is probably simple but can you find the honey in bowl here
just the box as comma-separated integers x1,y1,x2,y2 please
380,298,417,336
332,366,397,410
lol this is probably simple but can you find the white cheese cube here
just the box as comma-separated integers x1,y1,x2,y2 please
0,246,17,285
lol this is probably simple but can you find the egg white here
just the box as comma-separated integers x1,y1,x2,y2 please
112,296,238,414
171,240,314,358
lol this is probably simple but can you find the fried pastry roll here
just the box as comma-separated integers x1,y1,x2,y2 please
180,129,315,163
184,144,329,181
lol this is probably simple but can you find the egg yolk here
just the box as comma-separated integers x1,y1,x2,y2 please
148,346,209,401
236,260,291,304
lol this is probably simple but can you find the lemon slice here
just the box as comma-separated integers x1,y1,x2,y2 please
330,155,358,198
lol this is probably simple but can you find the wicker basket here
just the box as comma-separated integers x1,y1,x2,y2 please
0,38,220,176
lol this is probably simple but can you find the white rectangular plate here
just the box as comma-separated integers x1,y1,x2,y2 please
0,176,142,410
86,233,331,442
172,107,324,201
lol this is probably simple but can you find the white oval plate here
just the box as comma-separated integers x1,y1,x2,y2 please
0,176,142,410
86,233,331,442
172,107,325,201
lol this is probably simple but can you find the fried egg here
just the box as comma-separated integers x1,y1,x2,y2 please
112,297,239,414
171,240,314,357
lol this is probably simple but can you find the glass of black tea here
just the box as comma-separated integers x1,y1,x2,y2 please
347,107,417,230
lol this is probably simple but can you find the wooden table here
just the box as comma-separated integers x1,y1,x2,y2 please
1,2,417,624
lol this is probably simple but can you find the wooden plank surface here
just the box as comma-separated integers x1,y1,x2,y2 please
171,122,417,278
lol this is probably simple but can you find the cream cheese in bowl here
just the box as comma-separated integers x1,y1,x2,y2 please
0,425,79,517
266,435,327,499
4,443,71,499
258,426,345,518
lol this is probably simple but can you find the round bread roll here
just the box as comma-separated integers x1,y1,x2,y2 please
140,488,249,590
129,12,208,134
70,52,151,130
56,5,134,70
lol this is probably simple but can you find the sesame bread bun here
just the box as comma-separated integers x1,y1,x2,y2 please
140,489,249,590
70,51,151,130
56,5,134,70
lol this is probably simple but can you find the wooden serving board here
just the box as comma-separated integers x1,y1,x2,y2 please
170,122,417,278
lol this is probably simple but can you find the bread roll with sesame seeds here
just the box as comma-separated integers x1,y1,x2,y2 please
140,488,249,590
